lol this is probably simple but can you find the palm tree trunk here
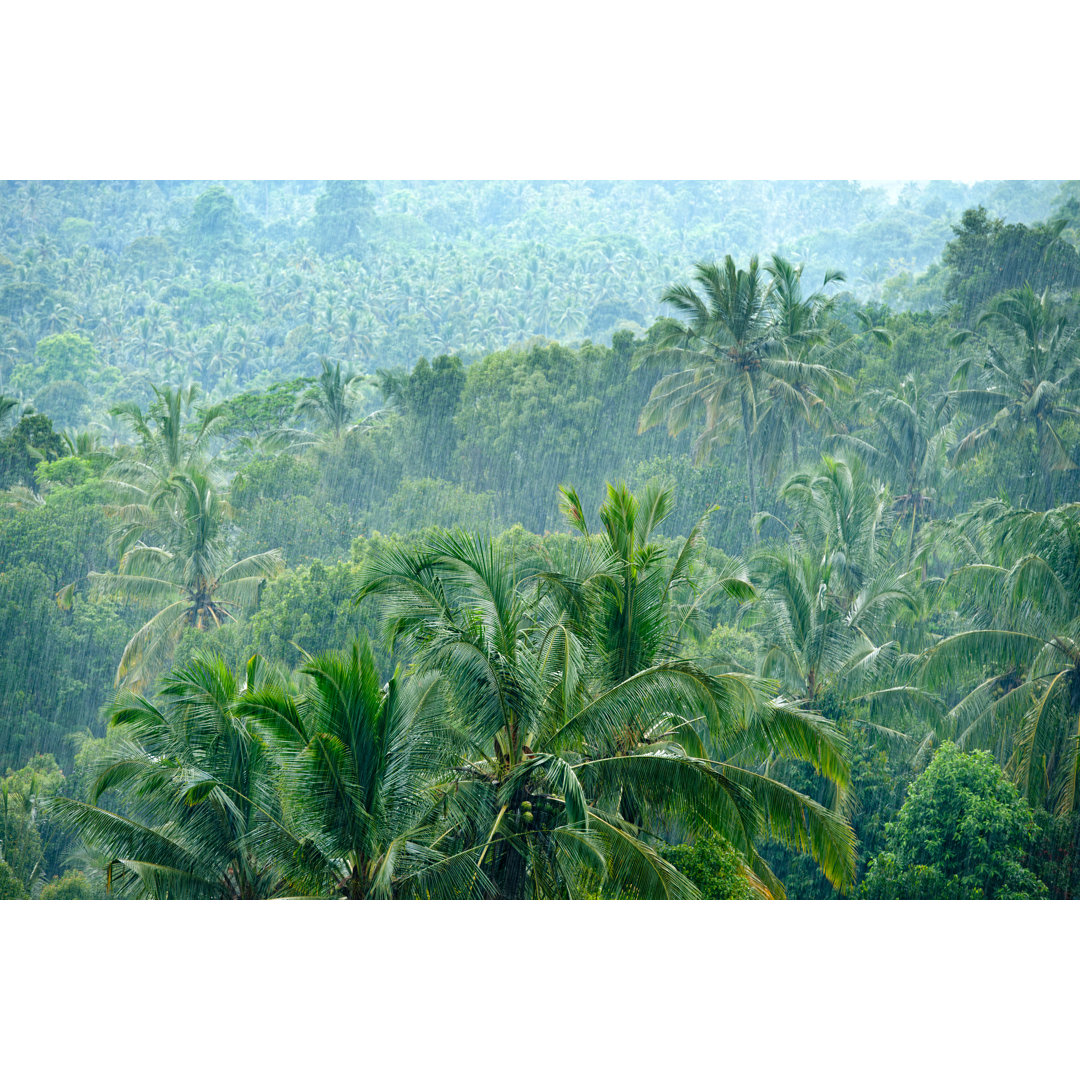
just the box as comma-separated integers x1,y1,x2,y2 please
1036,417,1055,508
905,498,918,570
742,398,758,522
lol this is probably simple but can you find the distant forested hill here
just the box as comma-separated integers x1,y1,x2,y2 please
0,180,1065,420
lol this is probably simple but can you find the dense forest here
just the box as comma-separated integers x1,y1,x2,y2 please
2,178,1080,900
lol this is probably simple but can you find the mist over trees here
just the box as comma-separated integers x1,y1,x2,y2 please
2,178,1079,899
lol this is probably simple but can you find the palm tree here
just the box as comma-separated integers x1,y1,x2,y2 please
47,653,293,899
551,481,856,854
754,256,851,478
638,256,849,521
270,357,373,451
949,285,1080,508
921,500,1080,815
90,469,284,688
107,383,225,506
355,519,856,896
745,456,922,714
547,482,758,686
103,384,235,574
60,428,110,462
828,374,957,566
235,639,473,899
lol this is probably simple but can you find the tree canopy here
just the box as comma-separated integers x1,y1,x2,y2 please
2,179,1080,901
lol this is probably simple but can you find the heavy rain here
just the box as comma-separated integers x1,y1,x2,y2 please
1,179,1078,903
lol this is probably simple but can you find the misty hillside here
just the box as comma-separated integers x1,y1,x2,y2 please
2,178,1080,902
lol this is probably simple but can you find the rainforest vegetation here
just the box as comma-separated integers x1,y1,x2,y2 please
2,178,1080,900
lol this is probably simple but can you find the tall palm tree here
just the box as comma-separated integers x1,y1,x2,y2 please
746,456,922,714
547,482,758,686
754,256,851,478
949,285,1080,508
236,639,472,899
550,481,856,848
90,470,284,688
47,653,292,899
638,256,849,521
106,383,226,514
270,357,373,451
355,521,856,896
922,499,1080,815
829,374,957,566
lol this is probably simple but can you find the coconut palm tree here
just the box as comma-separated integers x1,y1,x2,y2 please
638,256,849,521
269,357,374,451
828,374,957,566
745,456,923,715
355,520,856,896
106,383,226,513
550,481,856,850
235,639,477,899
753,256,851,479
921,499,1080,815
90,469,284,688
47,653,296,898
948,285,1080,508
546,482,758,686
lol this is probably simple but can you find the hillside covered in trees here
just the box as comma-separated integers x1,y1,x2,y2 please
2,178,1080,900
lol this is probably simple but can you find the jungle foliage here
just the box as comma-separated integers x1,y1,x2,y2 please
2,179,1080,898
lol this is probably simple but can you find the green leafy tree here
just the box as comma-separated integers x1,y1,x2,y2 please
861,743,1045,899
1027,809,1080,898
0,554,130,774
0,858,27,899
454,339,664,532
660,833,762,899
230,451,355,565
0,411,65,490
189,185,246,247
15,331,98,394
311,181,374,255
215,378,313,446
375,477,499,535
40,869,100,899
942,207,1080,321
377,354,465,478
239,545,389,669
0,754,65,893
